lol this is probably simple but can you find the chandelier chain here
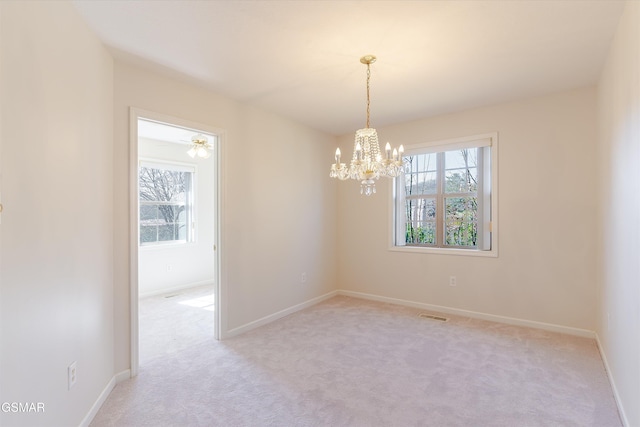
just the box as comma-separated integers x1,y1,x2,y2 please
366,63,371,129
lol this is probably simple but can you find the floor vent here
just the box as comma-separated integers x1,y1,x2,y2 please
164,294,180,299
418,313,449,322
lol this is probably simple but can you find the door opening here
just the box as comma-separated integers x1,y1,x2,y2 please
130,109,223,375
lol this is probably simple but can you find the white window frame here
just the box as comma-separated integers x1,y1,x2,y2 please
389,132,498,257
138,159,197,247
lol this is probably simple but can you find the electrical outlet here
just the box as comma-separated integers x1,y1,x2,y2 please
166,264,172,272
301,272,307,284
68,362,77,390
449,276,457,286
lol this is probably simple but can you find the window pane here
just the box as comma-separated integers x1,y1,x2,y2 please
406,222,436,245
445,149,477,170
175,207,187,223
139,167,188,202
445,197,477,246
157,205,175,224
417,153,437,172
405,152,437,195
158,224,175,241
418,172,437,194
140,205,157,221
405,153,437,174
140,226,157,244
176,223,187,240
445,168,478,193
405,198,436,245
407,198,436,221
445,148,478,193
405,172,437,195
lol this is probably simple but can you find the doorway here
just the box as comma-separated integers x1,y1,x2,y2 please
130,109,223,375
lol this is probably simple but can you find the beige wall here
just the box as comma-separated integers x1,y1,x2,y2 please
113,62,338,373
337,87,598,331
0,2,114,426
597,2,640,425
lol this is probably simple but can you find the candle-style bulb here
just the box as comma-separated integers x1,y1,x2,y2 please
335,147,341,163
385,142,391,160
398,145,404,157
392,148,398,161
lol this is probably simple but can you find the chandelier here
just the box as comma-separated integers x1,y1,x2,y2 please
330,55,405,195
187,134,212,159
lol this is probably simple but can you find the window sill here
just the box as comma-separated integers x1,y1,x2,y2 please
388,245,498,258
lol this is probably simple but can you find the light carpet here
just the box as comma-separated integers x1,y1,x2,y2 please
91,291,621,426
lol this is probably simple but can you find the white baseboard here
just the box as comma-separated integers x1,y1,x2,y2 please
223,291,338,339
222,289,595,340
595,334,629,427
338,290,595,338
115,369,131,383
79,370,130,427
79,377,115,427
139,280,214,299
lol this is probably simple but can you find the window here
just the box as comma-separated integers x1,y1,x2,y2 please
393,134,497,256
139,161,195,246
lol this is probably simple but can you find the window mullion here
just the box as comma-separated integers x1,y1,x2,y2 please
444,192,477,198
436,152,445,247
479,146,492,250
395,174,407,246
476,147,485,250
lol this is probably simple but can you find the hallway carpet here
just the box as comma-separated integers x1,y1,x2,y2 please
91,292,621,426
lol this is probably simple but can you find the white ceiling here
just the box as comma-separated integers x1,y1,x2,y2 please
73,0,624,136
137,119,215,145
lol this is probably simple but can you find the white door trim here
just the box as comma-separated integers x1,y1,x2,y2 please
129,107,226,377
